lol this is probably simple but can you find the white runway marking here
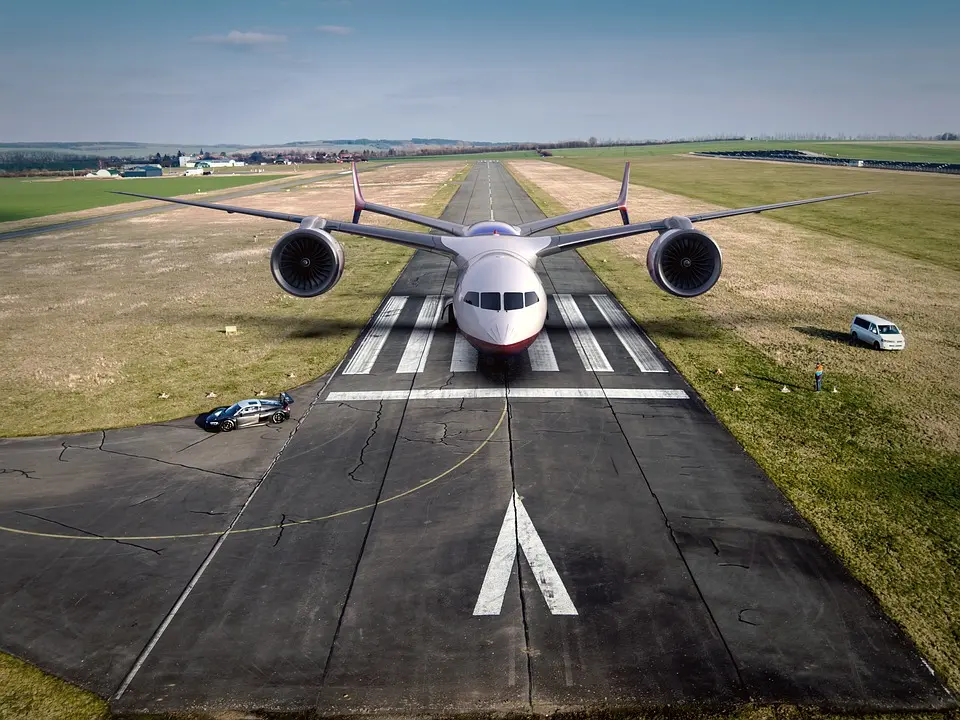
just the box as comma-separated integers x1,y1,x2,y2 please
451,331,479,372
474,490,577,616
342,295,407,375
589,294,667,372
527,332,559,371
397,295,444,373
326,388,689,402
554,294,613,372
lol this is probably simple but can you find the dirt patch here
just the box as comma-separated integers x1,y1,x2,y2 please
508,159,960,454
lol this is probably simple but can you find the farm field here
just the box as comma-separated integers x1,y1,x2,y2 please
507,157,960,696
0,174,287,223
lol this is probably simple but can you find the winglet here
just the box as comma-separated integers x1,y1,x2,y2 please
351,162,365,224
617,162,630,225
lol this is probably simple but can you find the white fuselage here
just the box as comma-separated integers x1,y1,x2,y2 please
440,222,553,355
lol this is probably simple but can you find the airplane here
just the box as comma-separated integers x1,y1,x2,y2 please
113,162,870,355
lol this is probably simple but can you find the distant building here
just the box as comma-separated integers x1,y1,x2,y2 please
195,158,246,168
120,164,162,178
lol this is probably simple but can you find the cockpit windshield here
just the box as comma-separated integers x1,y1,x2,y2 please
463,291,539,311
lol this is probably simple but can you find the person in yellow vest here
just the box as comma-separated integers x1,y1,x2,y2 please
815,361,824,392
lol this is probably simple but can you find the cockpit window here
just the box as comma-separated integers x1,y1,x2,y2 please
504,292,524,311
524,291,539,307
464,291,479,306
480,292,501,311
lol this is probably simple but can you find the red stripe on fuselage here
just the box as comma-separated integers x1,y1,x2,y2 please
462,329,539,355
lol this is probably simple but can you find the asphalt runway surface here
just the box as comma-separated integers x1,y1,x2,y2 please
0,161,954,715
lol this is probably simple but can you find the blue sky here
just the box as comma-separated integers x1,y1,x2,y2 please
2,0,958,144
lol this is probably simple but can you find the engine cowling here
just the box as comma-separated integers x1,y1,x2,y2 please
270,226,344,297
646,228,722,297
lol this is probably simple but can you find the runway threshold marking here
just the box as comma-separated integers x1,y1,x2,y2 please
555,294,613,372
397,294,444,373
474,490,577,616
527,332,559,371
451,331,479,372
342,295,407,375
0,403,508,544
326,388,689,401
589,294,668,372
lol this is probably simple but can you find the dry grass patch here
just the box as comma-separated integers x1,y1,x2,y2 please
507,159,960,695
0,161,467,437
508,160,960,454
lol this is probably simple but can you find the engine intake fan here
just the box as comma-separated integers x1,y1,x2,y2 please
646,228,722,297
270,223,345,297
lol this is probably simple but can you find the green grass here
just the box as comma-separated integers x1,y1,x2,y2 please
546,140,960,164
0,653,107,720
507,166,960,697
0,175,287,223
549,154,960,270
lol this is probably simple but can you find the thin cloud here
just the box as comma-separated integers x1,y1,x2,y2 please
317,25,353,35
192,30,288,45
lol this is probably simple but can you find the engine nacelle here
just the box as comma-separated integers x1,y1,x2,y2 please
270,223,344,298
646,228,723,297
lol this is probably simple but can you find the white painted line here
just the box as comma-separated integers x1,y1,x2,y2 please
325,388,689,402
554,294,613,372
527,332,559,371
589,294,668,372
451,331,478,372
397,295,444,373
342,295,407,375
474,490,577,616
113,353,349,700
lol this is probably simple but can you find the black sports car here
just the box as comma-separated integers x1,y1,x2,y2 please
204,392,294,432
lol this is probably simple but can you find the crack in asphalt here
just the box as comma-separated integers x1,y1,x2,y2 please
738,609,759,626
56,429,254,480
398,421,459,447
347,401,384,483
273,513,288,547
175,433,217,453
130,492,165,507
0,468,38,479
188,510,229,516
16,510,162,554
709,538,721,556
336,403,380,414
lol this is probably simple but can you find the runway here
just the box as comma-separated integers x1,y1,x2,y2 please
0,161,953,715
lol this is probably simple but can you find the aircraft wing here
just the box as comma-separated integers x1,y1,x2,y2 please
351,163,468,236
110,190,456,256
518,162,631,235
536,191,872,257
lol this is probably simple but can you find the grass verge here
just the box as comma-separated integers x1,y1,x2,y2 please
0,652,107,720
0,175,290,223
506,165,960,697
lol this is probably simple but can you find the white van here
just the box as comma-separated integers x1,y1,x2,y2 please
850,314,906,350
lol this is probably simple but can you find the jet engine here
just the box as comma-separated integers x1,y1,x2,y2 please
646,228,722,297
270,225,344,297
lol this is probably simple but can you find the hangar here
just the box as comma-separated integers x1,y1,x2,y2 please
121,164,163,178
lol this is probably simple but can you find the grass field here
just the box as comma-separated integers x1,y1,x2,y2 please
0,161,468,438
506,158,960,697
0,175,287,223
553,153,960,270
391,140,960,165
